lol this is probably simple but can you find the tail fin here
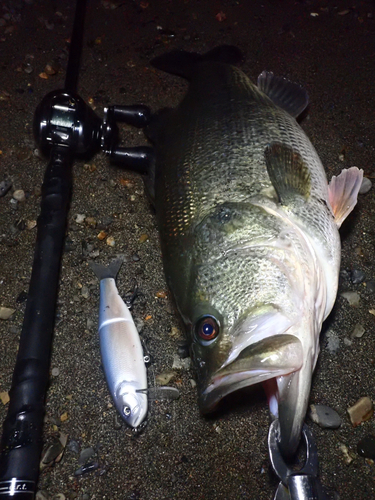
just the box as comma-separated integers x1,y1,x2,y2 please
89,259,123,281
150,45,243,80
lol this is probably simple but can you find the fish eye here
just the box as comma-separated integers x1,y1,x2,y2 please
195,316,220,342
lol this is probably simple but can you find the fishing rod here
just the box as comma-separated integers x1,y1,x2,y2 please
0,0,152,497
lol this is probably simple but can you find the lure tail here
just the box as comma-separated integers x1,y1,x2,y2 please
89,258,123,281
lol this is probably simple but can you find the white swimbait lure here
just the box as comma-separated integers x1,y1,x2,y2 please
90,259,148,429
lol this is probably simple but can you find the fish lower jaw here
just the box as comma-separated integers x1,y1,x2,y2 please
198,368,294,414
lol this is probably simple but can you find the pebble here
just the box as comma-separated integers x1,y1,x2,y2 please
74,461,99,476
0,179,12,197
365,280,375,293
347,397,373,426
139,234,149,243
26,220,37,230
351,269,365,284
60,411,69,422
325,330,340,353
81,285,90,299
85,216,97,228
132,253,140,261
309,404,342,429
0,392,10,405
51,367,60,376
351,323,365,338
78,446,95,465
156,371,175,385
40,439,64,469
359,177,372,194
177,340,190,359
113,413,123,430
36,491,50,500
75,214,86,224
172,354,191,370
0,307,15,320
87,318,95,330
338,442,354,465
97,230,107,240
155,290,168,298
13,189,25,202
357,434,375,458
341,291,360,306
67,439,80,454
106,236,115,247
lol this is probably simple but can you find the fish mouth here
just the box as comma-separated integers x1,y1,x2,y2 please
198,334,303,414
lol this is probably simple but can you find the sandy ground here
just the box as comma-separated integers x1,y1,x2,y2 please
1,0,375,498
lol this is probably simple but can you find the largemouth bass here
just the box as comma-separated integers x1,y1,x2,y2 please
146,46,363,456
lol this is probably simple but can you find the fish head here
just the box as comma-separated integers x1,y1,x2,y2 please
115,383,148,428
184,202,320,455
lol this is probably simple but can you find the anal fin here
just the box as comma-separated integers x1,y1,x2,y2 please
328,167,364,227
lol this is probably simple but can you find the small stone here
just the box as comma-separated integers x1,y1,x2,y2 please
156,371,175,385
365,280,375,293
44,62,59,75
357,434,375,458
139,234,149,243
351,269,365,284
132,253,140,262
172,354,191,370
113,413,123,430
190,379,197,388
36,491,49,500
351,324,365,338
26,220,37,230
119,178,133,187
78,446,95,465
309,404,342,429
75,214,86,224
97,230,107,241
155,290,168,299
39,72,49,79
40,439,64,469
106,236,115,247
177,340,190,359
67,439,80,454
347,397,373,426
0,179,12,197
13,189,25,202
325,330,340,353
359,177,372,194
85,217,97,228
339,442,354,465
0,392,10,405
81,285,90,299
74,461,99,476
87,318,95,330
60,412,69,422
341,291,360,306
51,367,60,376
343,337,353,346
0,307,15,320
170,326,181,339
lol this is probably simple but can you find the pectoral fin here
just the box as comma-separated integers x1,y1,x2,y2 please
264,142,311,204
328,167,364,227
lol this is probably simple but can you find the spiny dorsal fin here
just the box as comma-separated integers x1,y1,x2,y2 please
328,167,364,228
150,45,243,80
264,142,311,204
257,71,309,118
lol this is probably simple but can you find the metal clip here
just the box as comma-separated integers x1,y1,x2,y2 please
268,419,328,500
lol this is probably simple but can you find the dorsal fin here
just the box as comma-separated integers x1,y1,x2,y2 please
265,142,311,204
328,167,364,227
150,45,243,80
257,71,309,118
